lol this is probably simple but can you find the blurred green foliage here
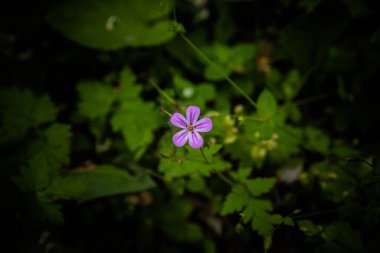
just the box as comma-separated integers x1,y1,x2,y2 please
1,0,380,252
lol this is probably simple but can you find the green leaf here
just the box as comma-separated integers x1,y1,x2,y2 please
203,43,257,81
44,177,86,200
257,89,278,119
297,219,320,236
245,177,276,197
187,175,206,193
14,153,51,192
231,167,252,181
111,67,161,155
322,221,362,250
45,165,156,202
0,87,56,142
305,126,330,154
47,0,176,50
283,217,295,227
31,95,57,126
221,185,250,215
158,143,229,178
282,69,302,100
240,199,276,237
201,144,223,161
14,124,72,192
256,214,282,237
159,153,230,178
111,101,160,154
251,212,274,237
77,81,116,119
270,125,302,161
167,178,186,195
42,124,72,166
241,199,272,224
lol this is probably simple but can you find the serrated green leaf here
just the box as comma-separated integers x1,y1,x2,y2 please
13,153,51,192
240,199,276,237
43,124,72,166
0,87,56,142
159,144,230,178
251,213,283,237
112,100,160,153
47,0,176,50
45,165,155,202
159,158,193,178
221,185,250,215
245,177,276,197
31,95,57,126
232,167,252,181
241,199,272,224
257,89,278,119
251,212,274,237
119,66,137,88
77,81,116,119
111,68,161,155
202,144,223,161
159,154,230,178
14,123,72,193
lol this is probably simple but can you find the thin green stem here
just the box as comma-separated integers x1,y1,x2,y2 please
200,147,235,186
160,107,172,117
171,0,178,23
346,156,373,168
289,94,327,107
290,208,338,220
148,78,177,106
216,172,235,187
179,33,257,108
200,147,210,164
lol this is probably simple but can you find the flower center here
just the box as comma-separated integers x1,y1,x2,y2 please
187,124,194,132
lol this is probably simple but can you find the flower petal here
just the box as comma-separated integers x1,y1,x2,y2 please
170,113,188,128
173,129,189,147
194,117,212,132
188,131,204,149
186,105,200,124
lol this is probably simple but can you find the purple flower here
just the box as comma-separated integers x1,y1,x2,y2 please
170,105,213,149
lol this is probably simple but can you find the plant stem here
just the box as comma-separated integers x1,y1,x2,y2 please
179,33,257,108
148,78,177,106
200,147,210,164
290,208,338,220
200,147,235,186
216,172,235,187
